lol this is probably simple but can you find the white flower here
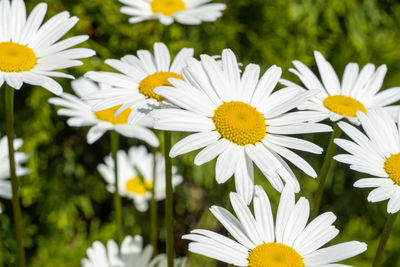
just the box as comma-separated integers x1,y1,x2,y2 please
48,78,159,146
334,108,400,213
85,42,194,125
98,146,183,212
0,0,95,94
152,49,331,204
183,185,367,266
119,0,226,25
280,51,400,125
81,235,186,267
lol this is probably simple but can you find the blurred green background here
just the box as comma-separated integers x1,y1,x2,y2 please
1,0,400,266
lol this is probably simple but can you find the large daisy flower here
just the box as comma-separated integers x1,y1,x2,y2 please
183,185,367,266
48,78,159,146
0,0,95,94
152,49,331,203
85,42,194,124
119,0,226,25
82,235,186,267
98,146,183,212
334,108,400,213
280,51,400,125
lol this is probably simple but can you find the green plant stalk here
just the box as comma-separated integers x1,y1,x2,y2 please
150,148,158,256
373,212,399,267
164,131,174,267
312,123,341,219
110,130,123,244
5,85,26,267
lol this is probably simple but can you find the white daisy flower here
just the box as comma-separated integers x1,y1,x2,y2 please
334,108,400,213
85,42,194,124
48,78,159,146
280,51,400,125
0,0,95,94
81,235,186,267
152,49,332,204
183,185,367,266
97,146,183,212
119,0,226,25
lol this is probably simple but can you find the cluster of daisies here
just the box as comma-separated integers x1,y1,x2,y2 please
1,0,400,266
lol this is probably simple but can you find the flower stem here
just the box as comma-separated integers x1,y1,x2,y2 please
110,130,123,244
5,85,26,267
163,131,174,267
150,148,158,256
312,122,341,219
373,212,399,267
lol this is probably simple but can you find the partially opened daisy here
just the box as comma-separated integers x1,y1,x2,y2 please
280,51,400,125
152,49,331,203
0,0,95,94
49,78,159,146
85,42,194,124
183,185,367,266
98,146,182,212
119,0,226,25
334,108,400,213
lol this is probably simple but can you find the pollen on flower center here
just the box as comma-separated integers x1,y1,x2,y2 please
384,153,400,185
248,242,304,267
94,105,132,124
0,42,37,72
150,0,186,16
138,71,183,102
323,95,367,117
125,177,153,195
212,101,266,146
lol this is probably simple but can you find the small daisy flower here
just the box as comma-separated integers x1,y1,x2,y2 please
85,42,194,124
152,49,331,203
98,146,183,212
183,185,367,266
280,51,400,125
48,78,159,146
334,108,400,213
0,0,95,94
119,0,226,25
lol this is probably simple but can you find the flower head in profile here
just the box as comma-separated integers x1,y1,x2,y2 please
334,108,400,213
119,0,226,25
48,78,159,146
152,49,331,203
281,51,400,125
98,146,182,212
85,43,194,124
0,0,95,94
82,235,186,267
183,185,367,266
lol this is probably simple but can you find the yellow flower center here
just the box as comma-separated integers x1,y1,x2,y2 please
125,177,153,195
323,95,367,118
384,153,400,185
138,72,183,102
94,105,132,124
212,101,266,146
248,243,304,267
0,42,37,72
150,0,186,16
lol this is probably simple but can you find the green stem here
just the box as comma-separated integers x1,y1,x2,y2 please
110,131,123,244
373,212,399,267
164,131,174,267
150,148,158,256
312,123,341,219
5,85,26,267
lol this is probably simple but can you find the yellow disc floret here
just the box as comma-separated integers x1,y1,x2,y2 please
248,243,304,267
94,105,132,124
385,153,400,185
151,0,186,16
125,177,154,195
139,71,183,102
212,101,266,146
0,42,37,72
323,95,367,117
